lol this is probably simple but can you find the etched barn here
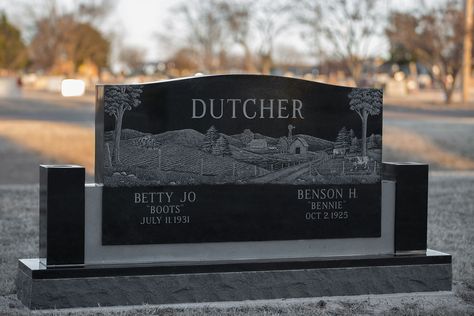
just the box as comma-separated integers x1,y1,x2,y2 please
289,137,308,154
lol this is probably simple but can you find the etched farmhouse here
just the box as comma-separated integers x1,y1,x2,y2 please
289,137,308,154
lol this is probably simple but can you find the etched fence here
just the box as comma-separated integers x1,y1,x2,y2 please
311,156,380,177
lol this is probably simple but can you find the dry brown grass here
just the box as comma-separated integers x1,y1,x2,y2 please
384,126,474,170
384,111,474,125
0,120,472,177
384,89,474,110
0,119,94,175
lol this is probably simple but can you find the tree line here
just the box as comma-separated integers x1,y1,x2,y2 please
164,0,469,103
0,0,112,77
0,0,470,103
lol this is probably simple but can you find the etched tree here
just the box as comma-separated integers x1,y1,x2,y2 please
241,128,254,145
348,88,382,157
277,137,289,153
104,85,143,164
221,136,232,156
367,134,376,149
347,129,355,146
374,134,382,148
213,135,231,156
334,127,349,151
202,126,219,153
349,137,359,154
212,137,224,156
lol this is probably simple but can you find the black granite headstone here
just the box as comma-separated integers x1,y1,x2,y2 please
96,75,383,245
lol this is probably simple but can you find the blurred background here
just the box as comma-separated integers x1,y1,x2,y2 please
0,0,473,183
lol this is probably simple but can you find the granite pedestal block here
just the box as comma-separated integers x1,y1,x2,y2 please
17,250,451,310
383,162,429,254
39,165,85,266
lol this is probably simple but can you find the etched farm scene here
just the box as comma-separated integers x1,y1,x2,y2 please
102,86,382,186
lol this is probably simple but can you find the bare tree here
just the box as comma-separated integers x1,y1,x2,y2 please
298,0,384,86
75,0,114,24
24,0,113,75
385,12,419,64
160,0,291,74
29,14,109,75
172,0,229,72
273,44,307,67
386,1,465,104
119,46,146,75
254,0,290,74
219,0,256,72
167,48,200,74
0,13,28,71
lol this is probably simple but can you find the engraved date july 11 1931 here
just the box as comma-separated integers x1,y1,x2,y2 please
135,191,196,225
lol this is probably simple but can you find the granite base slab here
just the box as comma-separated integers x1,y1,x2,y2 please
17,250,452,310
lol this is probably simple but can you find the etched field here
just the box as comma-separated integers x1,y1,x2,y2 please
103,128,381,185
105,141,270,185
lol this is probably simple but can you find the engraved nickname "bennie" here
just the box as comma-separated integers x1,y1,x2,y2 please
192,98,304,119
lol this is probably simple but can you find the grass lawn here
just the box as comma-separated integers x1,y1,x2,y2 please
0,172,473,315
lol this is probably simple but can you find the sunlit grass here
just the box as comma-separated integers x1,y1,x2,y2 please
1,119,473,180
0,119,94,175
384,126,474,170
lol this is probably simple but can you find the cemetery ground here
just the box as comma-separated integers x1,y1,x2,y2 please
0,89,474,314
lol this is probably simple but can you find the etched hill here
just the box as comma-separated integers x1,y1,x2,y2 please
146,129,205,147
105,129,150,142
220,133,245,148
253,133,278,145
121,129,150,140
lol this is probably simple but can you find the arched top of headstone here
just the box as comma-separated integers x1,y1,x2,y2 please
98,74,362,93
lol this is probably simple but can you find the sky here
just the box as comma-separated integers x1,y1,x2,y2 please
111,0,176,60
109,0,422,61
0,0,186,62
0,0,425,66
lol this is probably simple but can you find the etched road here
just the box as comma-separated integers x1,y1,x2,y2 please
249,161,312,183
